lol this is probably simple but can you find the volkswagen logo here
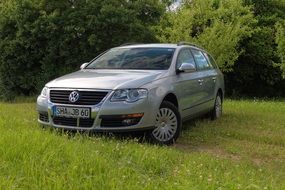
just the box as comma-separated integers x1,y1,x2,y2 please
69,91,80,103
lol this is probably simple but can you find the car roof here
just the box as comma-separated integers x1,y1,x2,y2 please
116,43,203,50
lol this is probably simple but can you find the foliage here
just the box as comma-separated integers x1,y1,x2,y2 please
276,21,285,77
0,0,165,100
225,0,285,97
156,0,285,97
155,0,256,71
0,0,284,98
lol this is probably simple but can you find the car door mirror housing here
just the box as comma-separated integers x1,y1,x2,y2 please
80,62,89,70
177,63,196,73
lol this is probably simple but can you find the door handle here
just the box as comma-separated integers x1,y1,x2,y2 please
212,77,216,82
198,79,204,85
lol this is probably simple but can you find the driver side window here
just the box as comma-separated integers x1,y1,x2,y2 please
176,49,196,69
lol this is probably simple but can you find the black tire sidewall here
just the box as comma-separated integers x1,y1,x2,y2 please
211,93,222,120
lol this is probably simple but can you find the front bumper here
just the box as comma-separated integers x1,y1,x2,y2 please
37,92,156,132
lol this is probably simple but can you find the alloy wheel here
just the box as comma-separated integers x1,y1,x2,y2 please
152,108,178,142
215,96,222,118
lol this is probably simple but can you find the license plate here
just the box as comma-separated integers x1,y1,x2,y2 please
54,106,91,118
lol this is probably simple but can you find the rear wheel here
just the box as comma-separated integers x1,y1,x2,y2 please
211,93,223,120
150,101,181,145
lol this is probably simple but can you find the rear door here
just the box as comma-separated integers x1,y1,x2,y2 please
203,52,220,99
191,49,218,111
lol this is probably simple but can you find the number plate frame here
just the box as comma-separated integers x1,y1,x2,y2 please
53,106,91,119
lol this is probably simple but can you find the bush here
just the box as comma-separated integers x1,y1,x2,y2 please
155,0,256,72
0,0,284,99
0,0,165,99
276,21,285,77
155,0,285,97
225,0,285,97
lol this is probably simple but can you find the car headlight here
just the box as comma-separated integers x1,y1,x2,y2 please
41,87,49,97
110,89,148,102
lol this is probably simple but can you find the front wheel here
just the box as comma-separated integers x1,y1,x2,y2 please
149,101,181,145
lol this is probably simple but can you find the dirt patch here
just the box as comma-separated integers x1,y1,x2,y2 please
173,142,241,161
173,142,285,168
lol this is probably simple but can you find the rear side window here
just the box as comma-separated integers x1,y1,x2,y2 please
191,49,213,71
203,52,218,69
176,48,196,69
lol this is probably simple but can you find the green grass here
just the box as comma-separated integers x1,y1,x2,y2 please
0,100,284,189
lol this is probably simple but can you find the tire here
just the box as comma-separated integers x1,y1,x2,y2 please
149,101,181,145
211,93,223,120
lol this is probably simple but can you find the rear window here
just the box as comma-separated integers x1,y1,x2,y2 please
203,52,218,69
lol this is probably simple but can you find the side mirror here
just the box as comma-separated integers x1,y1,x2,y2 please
80,62,89,70
177,63,196,73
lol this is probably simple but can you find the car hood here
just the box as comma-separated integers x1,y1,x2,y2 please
46,69,167,90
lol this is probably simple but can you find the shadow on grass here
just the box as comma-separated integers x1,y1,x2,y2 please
40,113,216,148
41,124,153,144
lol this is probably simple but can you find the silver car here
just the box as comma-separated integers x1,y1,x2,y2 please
37,42,224,144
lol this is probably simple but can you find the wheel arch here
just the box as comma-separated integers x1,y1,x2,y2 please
162,93,179,108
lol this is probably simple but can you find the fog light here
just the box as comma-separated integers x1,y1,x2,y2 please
100,113,143,127
122,119,137,126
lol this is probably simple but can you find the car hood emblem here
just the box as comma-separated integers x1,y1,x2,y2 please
69,91,80,103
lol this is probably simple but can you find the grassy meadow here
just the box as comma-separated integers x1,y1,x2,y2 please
0,99,284,189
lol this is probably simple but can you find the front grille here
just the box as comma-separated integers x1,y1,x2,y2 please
50,90,108,105
100,117,141,127
39,112,49,122
53,117,94,128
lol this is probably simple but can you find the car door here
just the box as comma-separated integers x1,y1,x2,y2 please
203,52,219,101
173,48,205,119
191,49,218,111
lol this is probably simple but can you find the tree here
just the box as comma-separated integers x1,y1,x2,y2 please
156,0,285,97
226,0,285,97
0,0,166,100
276,21,285,77
155,0,256,72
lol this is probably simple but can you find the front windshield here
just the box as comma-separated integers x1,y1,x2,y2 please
86,48,175,70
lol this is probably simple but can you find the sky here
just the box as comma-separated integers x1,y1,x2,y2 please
169,0,182,11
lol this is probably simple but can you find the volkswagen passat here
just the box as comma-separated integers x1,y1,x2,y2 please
37,42,224,144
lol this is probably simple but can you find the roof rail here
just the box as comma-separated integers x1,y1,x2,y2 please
177,41,202,49
120,42,144,47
